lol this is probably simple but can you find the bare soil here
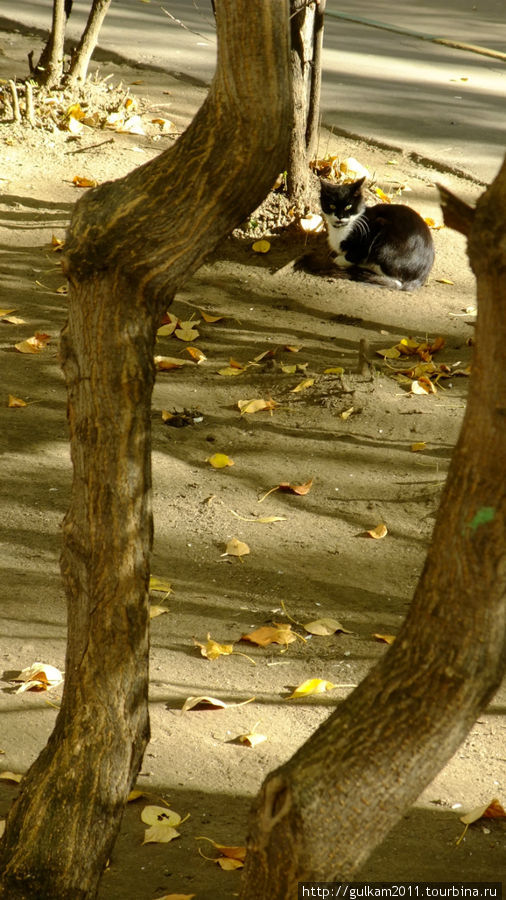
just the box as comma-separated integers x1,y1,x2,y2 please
0,25,505,900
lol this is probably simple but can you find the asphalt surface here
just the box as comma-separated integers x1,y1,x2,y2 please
1,0,505,183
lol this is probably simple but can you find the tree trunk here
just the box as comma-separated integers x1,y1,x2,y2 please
241,157,506,896
35,0,67,87
66,0,112,85
287,0,326,209
0,3,291,899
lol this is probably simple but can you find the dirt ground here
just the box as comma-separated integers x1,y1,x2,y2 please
1,24,505,900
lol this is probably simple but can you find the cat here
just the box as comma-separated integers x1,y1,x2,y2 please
319,177,435,291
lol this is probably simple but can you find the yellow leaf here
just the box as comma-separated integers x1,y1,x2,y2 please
208,453,234,469
340,407,354,420
13,662,63,693
149,605,169,619
154,356,187,371
410,442,427,452
127,790,146,802
339,157,370,180
324,366,344,375
437,278,454,285
411,377,437,395
237,731,267,748
290,378,314,393
67,115,83,135
197,837,246,861
377,346,401,359
185,346,206,363
280,364,297,374
218,366,246,376
0,308,17,317
7,395,27,408
66,102,85,120
284,345,301,352
251,239,271,253
241,623,296,648
149,575,172,593
199,309,225,323
460,799,506,825
51,236,65,251
223,537,250,557
72,175,98,188
286,678,336,699
175,321,200,341
141,805,182,827
217,857,243,870
278,478,313,496
195,634,234,660
372,187,391,203
142,823,180,844
424,217,444,230
299,213,323,233
181,695,255,712
373,633,396,644
117,115,145,135
237,398,279,415
303,618,352,636
367,523,388,539
14,333,51,354
0,771,23,783
157,322,178,336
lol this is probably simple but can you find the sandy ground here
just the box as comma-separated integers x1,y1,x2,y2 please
0,24,505,900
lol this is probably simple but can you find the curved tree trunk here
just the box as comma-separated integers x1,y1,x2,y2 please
241,157,506,896
34,0,67,87
0,3,291,899
66,0,112,85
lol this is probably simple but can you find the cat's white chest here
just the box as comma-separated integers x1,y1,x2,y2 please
324,216,358,267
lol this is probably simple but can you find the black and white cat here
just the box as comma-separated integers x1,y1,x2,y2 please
320,177,434,291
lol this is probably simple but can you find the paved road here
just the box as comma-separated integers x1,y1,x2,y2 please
1,0,505,183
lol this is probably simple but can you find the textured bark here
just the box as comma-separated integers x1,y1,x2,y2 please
66,0,112,85
0,3,291,899
34,0,67,87
287,0,326,209
241,157,506,897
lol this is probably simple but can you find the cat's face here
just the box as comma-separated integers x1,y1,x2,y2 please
320,177,366,227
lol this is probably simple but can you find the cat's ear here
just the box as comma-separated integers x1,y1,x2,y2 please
353,177,366,193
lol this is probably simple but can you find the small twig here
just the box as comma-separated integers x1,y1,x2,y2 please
65,137,115,155
25,82,35,126
161,6,215,42
357,338,373,376
9,80,21,123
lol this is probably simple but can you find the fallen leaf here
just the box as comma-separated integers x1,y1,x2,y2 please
280,364,297,374
151,117,174,133
196,837,246,862
411,377,437,395
185,346,206,363
157,322,178,336
175,321,200,341
194,635,234,660
241,623,296,648
372,186,391,203
207,453,234,469
373,633,396,644
149,576,172,594
141,805,183,827
0,771,23,783
251,239,271,254
7,395,27,408
286,678,336,699
67,115,84,135
299,213,324,233
51,236,65,251
324,366,344,375
154,356,187,371
181,695,255,712
72,175,98,188
340,407,354,420
117,115,145,135
424,217,444,230
127,790,146,802
0,308,17,317
217,857,244,870
229,510,286,524
223,537,250,557
284,345,301,352
13,662,63,693
278,478,313,496
237,398,279,415
290,378,314,393
339,157,370,180
437,278,454,285
0,822,4,838
303,618,352,636
153,895,196,900
149,605,169,619
367,523,388,540
237,730,267,748
14,333,51,354
460,799,506,825
199,309,226,323
142,823,180,844
411,442,427,452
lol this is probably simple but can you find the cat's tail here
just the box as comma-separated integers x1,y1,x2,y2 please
349,267,426,292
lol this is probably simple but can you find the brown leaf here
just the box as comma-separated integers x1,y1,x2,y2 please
7,395,27,408
372,633,396,644
241,623,296,648
367,523,388,540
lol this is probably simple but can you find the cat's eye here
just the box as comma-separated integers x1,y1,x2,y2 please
329,204,335,211
344,203,352,211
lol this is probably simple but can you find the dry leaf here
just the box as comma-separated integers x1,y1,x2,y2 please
460,798,506,825
185,347,206,363
0,308,17,317
67,115,84,135
154,895,196,900
13,662,63,693
72,175,98,188
127,790,146,802
0,771,23,783
424,217,444,230
324,366,344,375
143,823,180,844
286,678,336,699
181,695,255,712
149,576,172,594
142,805,183,827
411,442,427,452
437,278,455,285
241,623,296,648
223,537,250,557
290,378,314,393
175,321,200,341
237,730,267,748
367,523,388,539
217,857,244,870
14,333,51,354
154,356,187,371
278,478,313,496
7,395,27,408
299,213,324,233
372,186,391,203
339,157,370,180
195,634,234,660
199,309,225,323
411,377,437,395
149,605,169,619
251,240,271,254
303,618,352,636
208,453,234,469
51,236,65,251
157,322,178,336
340,407,354,420
237,398,279,414
373,633,396,644
197,836,246,862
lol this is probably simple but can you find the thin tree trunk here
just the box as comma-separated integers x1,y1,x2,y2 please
66,0,112,85
0,3,291,899
35,0,67,87
305,0,325,162
241,157,506,896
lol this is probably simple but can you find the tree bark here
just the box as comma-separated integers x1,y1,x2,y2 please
35,0,67,87
66,0,112,85
0,3,291,899
287,0,326,209
241,156,506,897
